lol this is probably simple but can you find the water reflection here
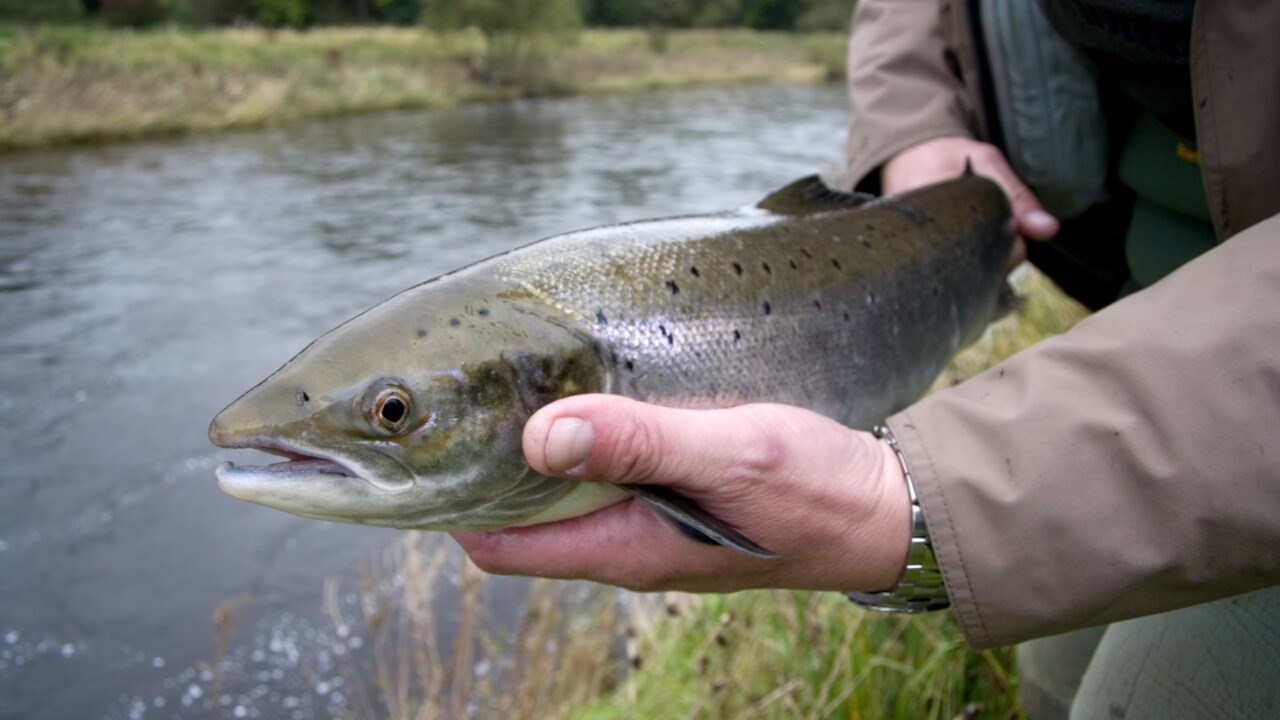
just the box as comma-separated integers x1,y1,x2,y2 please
0,82,848,719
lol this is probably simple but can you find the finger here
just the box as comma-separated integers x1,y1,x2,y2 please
962,148,1060,242
1016,208,1060,241
450,499,769,592
883,137,1060,243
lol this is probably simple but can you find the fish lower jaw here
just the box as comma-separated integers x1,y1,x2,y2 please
214,457,413,502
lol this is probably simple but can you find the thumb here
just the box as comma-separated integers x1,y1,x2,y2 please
523,394,763,491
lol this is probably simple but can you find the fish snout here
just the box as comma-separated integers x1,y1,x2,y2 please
207,399,269,449
208,409,237,448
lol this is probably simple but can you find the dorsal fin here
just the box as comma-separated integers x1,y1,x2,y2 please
755,175,875,216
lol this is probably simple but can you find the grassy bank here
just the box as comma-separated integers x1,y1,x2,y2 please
0,25,846,150
325,270,1088,719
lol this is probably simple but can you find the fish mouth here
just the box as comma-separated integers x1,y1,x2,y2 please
213,438,413,495
220,454,353,478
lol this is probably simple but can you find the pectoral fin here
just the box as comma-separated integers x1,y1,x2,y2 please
621,484,780,559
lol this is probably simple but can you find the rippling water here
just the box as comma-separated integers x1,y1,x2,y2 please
0,82,849,719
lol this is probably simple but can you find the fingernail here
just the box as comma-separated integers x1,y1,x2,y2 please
1022,210,1059,237
544,417,593,473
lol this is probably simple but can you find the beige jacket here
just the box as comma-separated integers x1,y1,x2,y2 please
846,0,1280,648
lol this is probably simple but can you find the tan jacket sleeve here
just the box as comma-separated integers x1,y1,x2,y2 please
890,212,1280,648
845,0,984,189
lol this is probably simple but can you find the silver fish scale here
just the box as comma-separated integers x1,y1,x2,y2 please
492,195,1006,428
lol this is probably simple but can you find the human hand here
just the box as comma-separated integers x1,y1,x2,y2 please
883,135,1060,267
451,395,911,594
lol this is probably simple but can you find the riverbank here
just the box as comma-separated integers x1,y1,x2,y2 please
0,25,846,150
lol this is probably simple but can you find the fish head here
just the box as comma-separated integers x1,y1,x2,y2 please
209,276,608,530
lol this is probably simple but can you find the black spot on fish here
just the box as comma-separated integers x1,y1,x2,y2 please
417,329,427,338
789,259,798,270
813,299,822,311
690,266,700,277
763,300,772,315
296,388,310,406
478,307,490,317
595,309,608,325
625,359,635,372
762,262,772,275
860,238,873,249
800,247,813,259
733,329,741,344
831,258,842,271
450,317,461,327
657,324,674,345
843,310,851,322
666,280,680,295
732,262,743,276
969,203,980,214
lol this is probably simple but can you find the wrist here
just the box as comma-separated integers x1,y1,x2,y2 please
864,433,914,590
847,425,950,613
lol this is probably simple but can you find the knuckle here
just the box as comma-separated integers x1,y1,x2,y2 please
730,407,794,479
1005,181,1034,204
973,142,1001,160
732,432,788,480
610,417,662,483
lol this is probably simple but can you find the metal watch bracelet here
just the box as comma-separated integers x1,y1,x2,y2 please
846,425,951,613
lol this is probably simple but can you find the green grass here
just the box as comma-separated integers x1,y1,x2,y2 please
0,25,846,149
567,592,1017,720
326,270,1088,719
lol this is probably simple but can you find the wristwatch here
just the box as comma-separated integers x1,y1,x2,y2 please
846,425,951,613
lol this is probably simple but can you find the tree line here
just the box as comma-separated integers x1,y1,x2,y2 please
0,0,855,32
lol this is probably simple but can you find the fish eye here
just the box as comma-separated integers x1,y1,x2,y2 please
363,379,413,434
380,397,406,423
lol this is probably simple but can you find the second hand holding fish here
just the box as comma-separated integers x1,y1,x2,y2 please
452,395,911,595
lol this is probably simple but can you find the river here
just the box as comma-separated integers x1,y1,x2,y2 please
0,82,849,719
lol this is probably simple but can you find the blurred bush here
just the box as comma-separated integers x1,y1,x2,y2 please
100,0,168,25
422,0,582,87
797,0,856,32
184,0,245,25
311,0,423,26
583,0,856,31
0,0,85,23
247,0,307,27
1,0,856,31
